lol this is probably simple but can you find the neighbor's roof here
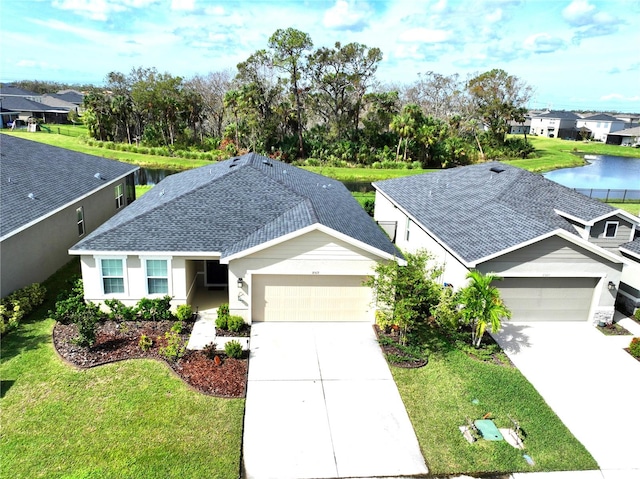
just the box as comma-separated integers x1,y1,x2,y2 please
581,113,621,122
0,136,138,238
70,153,399,259
620,237,640,260
40,94,78,110
0,96,67,113
608,126,640,137
0,84,40,97
51,91,84,104
374,162,619,264
532,110,581,120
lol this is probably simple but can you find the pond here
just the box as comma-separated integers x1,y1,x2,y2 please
543,155,640,190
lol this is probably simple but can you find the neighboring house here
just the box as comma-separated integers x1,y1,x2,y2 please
618,238,640,314
530,110,581,139
606,125,640,147
0,84,81,127
508,117,531,135
373,162,639,324
69,153,401,323
0,136,138,297
576,113,626,142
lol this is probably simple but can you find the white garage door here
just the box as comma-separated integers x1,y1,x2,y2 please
497,277,598,321
251,275,372,322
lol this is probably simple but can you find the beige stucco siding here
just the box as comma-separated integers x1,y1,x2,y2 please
229,229,382,322
1,178,129,297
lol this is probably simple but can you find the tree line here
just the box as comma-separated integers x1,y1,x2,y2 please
16,28,535,167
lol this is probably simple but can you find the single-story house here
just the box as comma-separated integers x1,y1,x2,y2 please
373,162,639,324
0,136,138,297
69,153,401,323
606,125,640,147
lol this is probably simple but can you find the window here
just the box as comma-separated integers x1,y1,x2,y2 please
101,258,125,294
145,259,169,295
405,217,411,241
76,207,85,236
115,184,124,209
604,221,618,238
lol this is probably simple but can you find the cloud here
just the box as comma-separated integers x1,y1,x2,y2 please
562,0,596,26
171,0,194,11
323,0,370,31
399,28,451,43
16,59,60,70
562,0,620,43
52,0,157,21
486,8,503,23
600,93,640,102
523,33,566,53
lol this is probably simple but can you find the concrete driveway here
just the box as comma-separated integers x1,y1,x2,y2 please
492,318,640,475
242,322,428,479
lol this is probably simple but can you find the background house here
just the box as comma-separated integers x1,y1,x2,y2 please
70,153,400,323
0,84,83,127
606,125,640,146
530,110,580,139
0,135,138,297
373,162,638,324
576,113,626,142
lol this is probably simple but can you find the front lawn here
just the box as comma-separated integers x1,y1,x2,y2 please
0,260,245,479
392,335,597,475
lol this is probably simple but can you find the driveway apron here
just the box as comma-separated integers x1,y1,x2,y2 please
492,321,640,474
242,322,428,479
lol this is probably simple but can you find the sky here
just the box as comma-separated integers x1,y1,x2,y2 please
1,0,639,112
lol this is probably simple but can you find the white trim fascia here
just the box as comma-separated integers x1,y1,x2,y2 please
620,246,640,262
372,187,470,267
221,223,405,265
1,169,137,242
556,208,640,227
496,272,607,279
70,249,222,257
470,229,628,267
603,221,619,238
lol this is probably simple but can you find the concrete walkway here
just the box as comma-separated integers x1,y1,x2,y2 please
492,318,640,478
242,322,428,479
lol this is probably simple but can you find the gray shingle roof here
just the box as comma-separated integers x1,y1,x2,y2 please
71,153,399,258
620,237,640,258
533,110,581,120
0,96,67,113
374,162,616,264
582,113,620,122
0,84,40,97
609,126,640,137
0,135,138,237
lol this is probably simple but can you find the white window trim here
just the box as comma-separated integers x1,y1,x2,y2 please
115,183,124,209
141,256,172,297
405,217,411,242
76,206,85,237
96,256,129,297
604,221,618,238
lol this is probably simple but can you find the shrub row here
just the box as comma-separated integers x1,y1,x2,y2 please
0,283,47,335
82,138,228,161
215,303,246,332
629,337,640,359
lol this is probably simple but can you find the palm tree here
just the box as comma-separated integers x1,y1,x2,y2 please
459,270,511,348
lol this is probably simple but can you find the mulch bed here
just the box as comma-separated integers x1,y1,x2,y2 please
373,325,428,368
597,322,632,336
53,320,247,398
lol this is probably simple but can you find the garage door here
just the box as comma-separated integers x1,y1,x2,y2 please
497,277,598,321
252,275,372,322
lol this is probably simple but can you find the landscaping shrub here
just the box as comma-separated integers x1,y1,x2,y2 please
138,334,153,351
136,296,174,321
171,321,184,334
635,309,640,321
203,342,217,360
72,308,101,347
158,330,186,361
224,340,243,359
49,278,102,326
104,298,137,322
0,283,46,335
629,337,640,358
227,315,245,333
176,304,193,322
216,303,230,329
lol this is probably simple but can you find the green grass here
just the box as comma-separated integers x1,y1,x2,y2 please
304,166,436,182
606,202,640,217
392,345,597,475
135,184,153,198
0,259,245,479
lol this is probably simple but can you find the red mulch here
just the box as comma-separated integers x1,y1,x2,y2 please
373,325,428,368
53,320,247,398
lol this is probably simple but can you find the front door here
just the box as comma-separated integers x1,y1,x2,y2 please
205,260,228,287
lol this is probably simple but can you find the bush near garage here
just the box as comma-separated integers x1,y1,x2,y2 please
629,337,640,358
0,283,47,335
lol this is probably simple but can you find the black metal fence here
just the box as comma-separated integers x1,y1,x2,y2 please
575,188,640,202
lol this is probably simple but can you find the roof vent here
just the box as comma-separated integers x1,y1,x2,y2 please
229,164,237,168
262,160,273,167
490,166,505,174
28,192,35,200
94,172,105,180
160,189,165,196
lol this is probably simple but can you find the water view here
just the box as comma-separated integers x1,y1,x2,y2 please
544,154,640,190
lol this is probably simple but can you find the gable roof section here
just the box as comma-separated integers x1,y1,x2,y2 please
374,162,620,265
0,135,138,239
609,126,640,137
0,96,67,113
70,153,399,260
533,110,581,120
582,113,621,122
620,238,640,261
0,84,40,97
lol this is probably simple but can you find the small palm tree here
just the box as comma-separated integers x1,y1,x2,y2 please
459,270,511,348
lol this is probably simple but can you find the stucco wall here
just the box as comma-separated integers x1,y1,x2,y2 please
1,176,131,297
